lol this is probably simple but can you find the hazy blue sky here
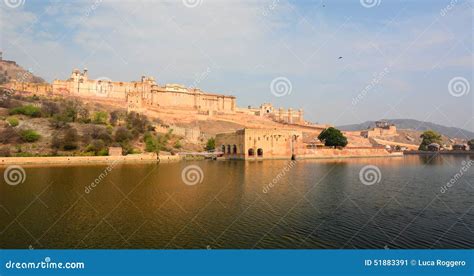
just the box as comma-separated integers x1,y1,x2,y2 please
1,0,472,131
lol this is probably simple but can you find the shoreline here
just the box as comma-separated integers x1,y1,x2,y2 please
0,152,405,166
2,151,472,167
0,154,181,166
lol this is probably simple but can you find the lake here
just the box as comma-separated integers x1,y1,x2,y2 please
1,155,473,249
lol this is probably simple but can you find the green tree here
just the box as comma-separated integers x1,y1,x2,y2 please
318,127,348,148
419,130,442,151
468,139,474,150
205,137,216,151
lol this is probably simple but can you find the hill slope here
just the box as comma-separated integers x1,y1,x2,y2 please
338,119,474,140
0,59,45,84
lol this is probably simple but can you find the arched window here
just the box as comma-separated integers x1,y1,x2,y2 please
221,145,226,154
248,148,255,156
233,145,237,154
257,148,263,157
227,145,231,154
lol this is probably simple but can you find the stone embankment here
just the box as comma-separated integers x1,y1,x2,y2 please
298,148,403,159
0,153,181,166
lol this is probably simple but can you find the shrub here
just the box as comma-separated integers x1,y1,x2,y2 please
0,127,21,144
126,112,150,134
62,128,79,150
109,110,125,126
144,132,157,152
205,137,215,151
6,116,19,127
49,114,70,129
20,129,40,142
97,148,109,156
10,105,42,117
85,139,106,155
0,147,11,157
114,127,132,143
174,140,182,149
41,101,59,117
92,111,108,125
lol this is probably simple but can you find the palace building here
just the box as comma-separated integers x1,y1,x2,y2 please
7,68,237,115
4,68,305,122
215,128,304,160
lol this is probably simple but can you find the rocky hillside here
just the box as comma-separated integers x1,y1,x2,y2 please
0,59,45,84
338,119,474,140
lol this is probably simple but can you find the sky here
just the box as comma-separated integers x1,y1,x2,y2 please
0,0,473,131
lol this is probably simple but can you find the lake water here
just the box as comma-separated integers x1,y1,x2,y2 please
1,155,473,249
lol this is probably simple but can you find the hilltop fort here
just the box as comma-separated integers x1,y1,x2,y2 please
6,68,304,125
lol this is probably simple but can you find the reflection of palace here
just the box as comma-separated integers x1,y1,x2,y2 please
216,128,304,160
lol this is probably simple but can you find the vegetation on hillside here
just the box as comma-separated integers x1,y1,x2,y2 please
0,91,188,157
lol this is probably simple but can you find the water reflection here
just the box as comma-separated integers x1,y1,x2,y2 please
0,155,472,249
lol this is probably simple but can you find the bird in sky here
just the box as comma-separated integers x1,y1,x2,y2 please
338,56,343,59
